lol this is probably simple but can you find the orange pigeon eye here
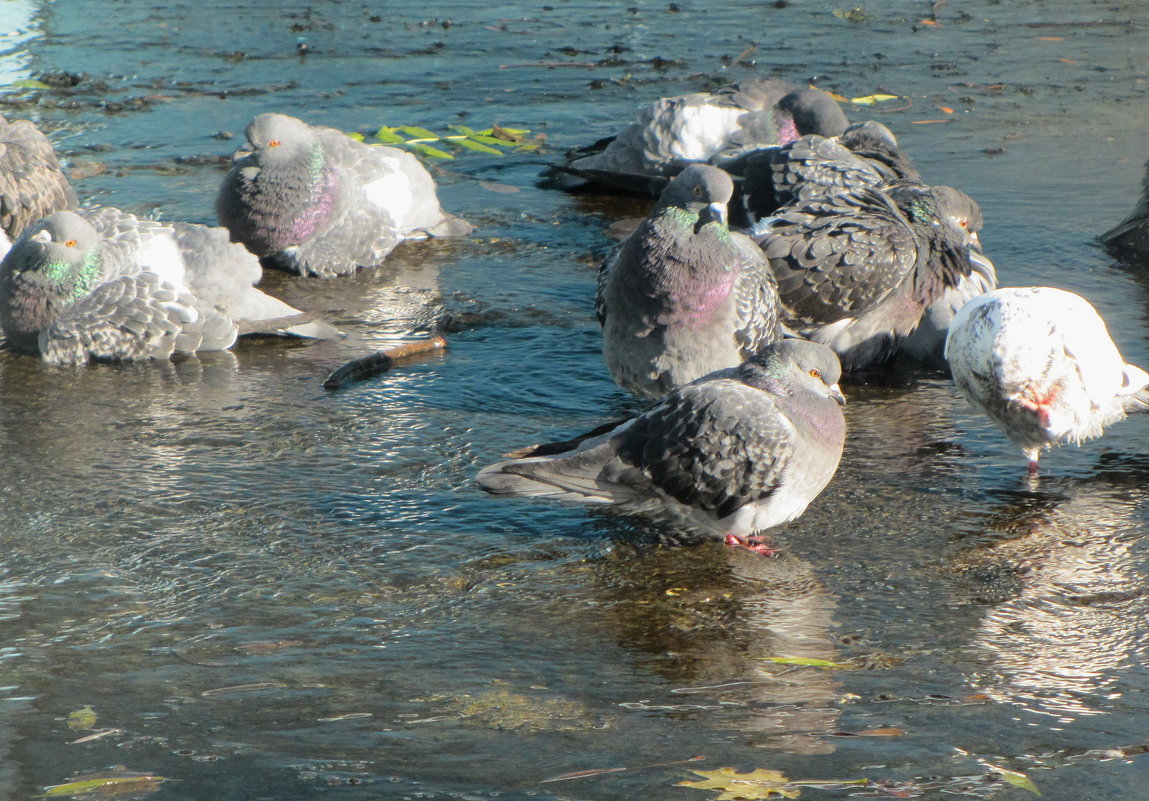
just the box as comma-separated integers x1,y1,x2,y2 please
268,138,281,148
64,239,76,247
809,368,822,379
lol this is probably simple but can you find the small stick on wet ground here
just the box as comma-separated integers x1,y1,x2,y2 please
322,335,448,390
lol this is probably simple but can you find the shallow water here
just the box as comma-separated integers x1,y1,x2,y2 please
1,1,1149,799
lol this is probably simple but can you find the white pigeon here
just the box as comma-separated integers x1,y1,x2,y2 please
945,286,1149,471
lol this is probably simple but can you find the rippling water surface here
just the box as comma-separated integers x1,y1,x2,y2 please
1,1,1149,799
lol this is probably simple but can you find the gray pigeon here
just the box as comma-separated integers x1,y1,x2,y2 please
945,286,1149,472
477,339,847,550
728,121,921,227
898,186,997,369
753,179,984,372
0,208,335,365
216,113,471,278
597,164,782,399
556,81,849,196
0,114,78,238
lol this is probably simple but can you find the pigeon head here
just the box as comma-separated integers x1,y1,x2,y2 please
931,185,984,245
745,339,846,406
838,121,920,181
240,113,318,167
0,211,103,350
659,164,734,230
776,89,850,139
3,211,102,299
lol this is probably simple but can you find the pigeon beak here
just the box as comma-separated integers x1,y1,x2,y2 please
695,201,727,233
30,229,51,244
829,384,846,406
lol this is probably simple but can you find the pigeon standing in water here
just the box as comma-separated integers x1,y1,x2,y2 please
754,179,983,372
216,113,471,278
477,339,847,552
0,208,335,365
945,286,1149,473
0,114,78,239
597,164,782,399
556,80,849,195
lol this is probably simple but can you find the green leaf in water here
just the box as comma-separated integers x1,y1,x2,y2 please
762,656,849,669
410,142,455,160
66,705,97,732
455,138,504,154
8,79,52,90
992,767,1040,795
373,126,407,144
398,125,441,141
36,775,168,798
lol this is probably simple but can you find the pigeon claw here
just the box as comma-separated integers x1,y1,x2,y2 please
724,533,778,556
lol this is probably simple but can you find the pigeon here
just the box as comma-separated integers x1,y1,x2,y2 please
1101,157,1149,258
945,286,1149,472
216,112,471,278
0,114,78,238
753,179,983,372
597,164,782,399
555,80,849,196
477,339,847,550
899,187,997,369
0,208,336,365
728,120,921,227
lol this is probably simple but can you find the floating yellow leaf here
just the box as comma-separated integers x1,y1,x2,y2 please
991,766,1040,795
762,656,848,669
849,93,901,105
676,767,800,800
66,706,97,732
36,774,168,798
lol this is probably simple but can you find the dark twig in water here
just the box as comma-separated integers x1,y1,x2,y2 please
322,336,448,390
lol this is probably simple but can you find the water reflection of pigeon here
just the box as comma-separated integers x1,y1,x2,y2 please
0,209,334,365
216,113,471,278
945,286,1149,471
555,80,849,196
754,180,984,372
0,114,78,239
597,164,781,399
477,340,846,551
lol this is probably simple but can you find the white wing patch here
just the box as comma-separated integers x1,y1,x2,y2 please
134,233,190,293
364,157,414,231
654,105,745,162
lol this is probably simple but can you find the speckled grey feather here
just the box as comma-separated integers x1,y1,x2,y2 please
753,179,981,372
0,114,78,238
0,208,335,365
597,164,782,398
728,121,920,226
216,113,471,277
477,339,847,540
